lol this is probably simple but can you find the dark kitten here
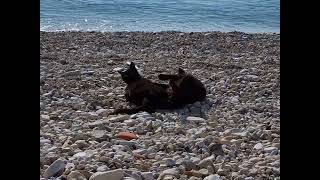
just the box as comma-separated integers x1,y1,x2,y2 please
110,62,170,114
158,68,206,107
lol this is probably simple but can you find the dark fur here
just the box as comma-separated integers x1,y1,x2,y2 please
158,68,206,107
110,63,206,115
110,62,171,115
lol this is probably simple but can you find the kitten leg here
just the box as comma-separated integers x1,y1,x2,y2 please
109,98,155,115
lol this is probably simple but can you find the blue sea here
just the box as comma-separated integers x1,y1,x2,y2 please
40,0,279,33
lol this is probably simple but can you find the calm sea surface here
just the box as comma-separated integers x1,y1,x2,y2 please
40,0,279,33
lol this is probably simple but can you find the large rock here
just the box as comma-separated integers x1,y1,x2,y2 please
89,169,124,180
43,159,67,179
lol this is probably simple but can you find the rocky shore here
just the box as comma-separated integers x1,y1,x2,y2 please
40,31,280,180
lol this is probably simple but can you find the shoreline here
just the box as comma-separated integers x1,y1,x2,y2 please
40,30,280,35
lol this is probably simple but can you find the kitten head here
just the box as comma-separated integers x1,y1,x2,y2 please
178,68,186,76
118,62,142,84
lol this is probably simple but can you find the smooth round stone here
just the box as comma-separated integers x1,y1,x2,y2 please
253,143,263,150
124,119,136,126
40,139,52,145
73,152,87,158
96,165,109,172
204,174,221,180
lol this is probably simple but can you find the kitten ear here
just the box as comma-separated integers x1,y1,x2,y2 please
130,62,136,68
178,68,185,74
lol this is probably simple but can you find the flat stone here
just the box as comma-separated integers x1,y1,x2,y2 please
72,152,87,158
181,159,197,171
141,172,154,180
108,115,130,122
67,171,87,180
199,169,209,176
40,139,51,145
264,147,278,153
190,157,201,164
189,177,201,180
113,67,123,72
81,70,95,75
158,168,179,179
232,131,249,137
41,115,50,120
163,158,176,167
132,148,147,155
244,177,254,180
89,169,124,180
95,109,107,115
116,140,137,148
86,120,109,128
204,174,221,180
123,177,136,180
124,119,136,126
91,130,109,140
186,116,206,123
43,159,67,179
63,70,81,77
162,175,174,180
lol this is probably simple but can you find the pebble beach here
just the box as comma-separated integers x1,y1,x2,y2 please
40,31,280,180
